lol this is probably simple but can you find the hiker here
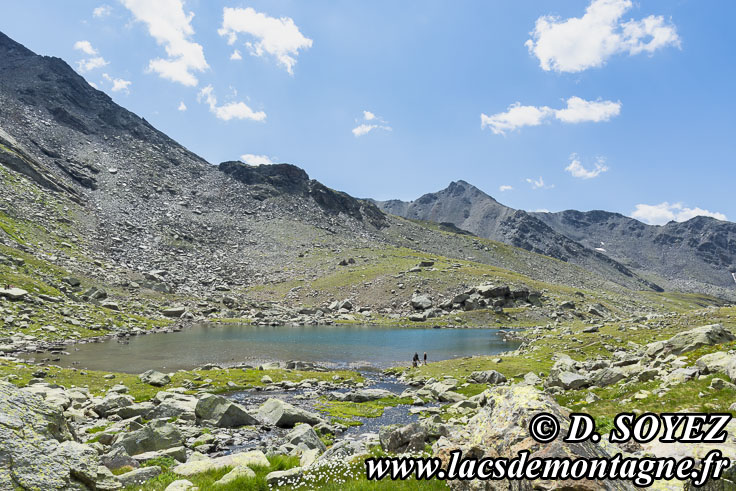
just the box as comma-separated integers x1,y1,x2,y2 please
412,352,419,368
423,352,427,365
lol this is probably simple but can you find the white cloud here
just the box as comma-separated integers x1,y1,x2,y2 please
230,49,242,60
76,56,109,72
102,73,132,93
525,0,681,73
178,101,187,111
197,85,266,122
499,185,513,192
74,40,98,55
481,97,620,135
526,176,554,190
555,96,621,123
481,103,553,135
565,154,609,179
240,154,275,166
93,5,112,18
121,0,208,86
352,111,391,137
218,7,312,75
74,41,108,73
88,81,99,89
632,202,727,225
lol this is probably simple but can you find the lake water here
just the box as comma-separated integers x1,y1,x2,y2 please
30,324,520,373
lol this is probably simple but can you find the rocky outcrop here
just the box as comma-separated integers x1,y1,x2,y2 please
0,382,120,490
257,398,324,428
645,324,735,358
433,385,631,490
195,393,258,428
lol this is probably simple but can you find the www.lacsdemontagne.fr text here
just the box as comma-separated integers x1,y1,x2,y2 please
365,449,730,487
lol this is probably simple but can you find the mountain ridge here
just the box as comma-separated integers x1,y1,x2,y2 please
375,180,736,298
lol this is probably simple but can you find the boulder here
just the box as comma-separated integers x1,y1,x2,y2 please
433,385,630,490
330,388,394,402
0,287,28,301
0,382,116,490
195,393,258,428
112,420,183,456
696,352,734,374
116,466,162,487
379,422,427,453
469,370,507,385
162,306,186,318
588,367,625,387
410,293,433,310
476,284,509,298
257,398,323,427
165,480,196,491
138,370,171,387
266,467,303,486
173,450,269,476
646,324,735,358
214,465,256,486
545,370,588,390
285,424,326,453
147,392,197,421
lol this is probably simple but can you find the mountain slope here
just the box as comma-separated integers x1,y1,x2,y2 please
376,180,663,292
531,210,736,292
376,180,736,299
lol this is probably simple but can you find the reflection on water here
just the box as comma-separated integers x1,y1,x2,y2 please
28,324,520,373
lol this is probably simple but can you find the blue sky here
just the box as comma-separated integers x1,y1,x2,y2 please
1,0,734,224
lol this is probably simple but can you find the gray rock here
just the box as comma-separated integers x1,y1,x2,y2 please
410,293,432,310
588,367,625,387
469,370,507,385
138,370,171,387
646,324,735,358
285,424,327,453
0,287,28,300
113,420,183,456
165,480,196,491
162,306,186,318
195,393,258,428
257,398,323,428
545,370,588,390
379,422,427,453
0,382,114,490
696,351,734,374
330,388,394,402
116,466,162,487
214,465,255,485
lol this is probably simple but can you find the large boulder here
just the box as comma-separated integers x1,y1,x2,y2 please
138,370,171,387
588,367,625,387
329,388,394,402
173,450,269,476
410,293,433,310
469,370,507,385
433,385,630,490
146,391,197,421
195,393,258,428
379,422,427,453
0,287,28,301
257,398,323,428
116,466,162,487
112,420,183,456
545,370,588,390
0,382,119,490
285,424,327,453
696,352,735,374
476,284,509,298
92,393,135,417
645,324,735,358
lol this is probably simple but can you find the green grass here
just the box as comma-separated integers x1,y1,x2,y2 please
316,396,413,425
122,455,299,491
0,361,363,402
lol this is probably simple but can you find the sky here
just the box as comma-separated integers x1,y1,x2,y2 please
1,0,734,225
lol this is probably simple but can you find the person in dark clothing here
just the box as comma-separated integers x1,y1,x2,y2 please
423,352,427,365
412,352,419,368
